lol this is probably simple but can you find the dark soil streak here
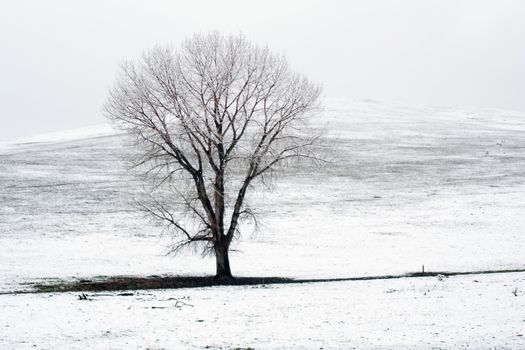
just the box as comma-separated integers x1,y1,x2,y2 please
5,268,525,295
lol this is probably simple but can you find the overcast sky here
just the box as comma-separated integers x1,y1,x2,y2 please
1,0,524,138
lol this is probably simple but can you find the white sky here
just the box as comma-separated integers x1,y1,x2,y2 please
1,0,524,138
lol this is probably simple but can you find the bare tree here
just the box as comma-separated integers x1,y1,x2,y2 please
104,32,322,278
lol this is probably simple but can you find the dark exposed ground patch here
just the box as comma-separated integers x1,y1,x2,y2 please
26,276,295,293
8,268,525,295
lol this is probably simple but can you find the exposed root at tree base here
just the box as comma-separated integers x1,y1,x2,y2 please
8,268,525,295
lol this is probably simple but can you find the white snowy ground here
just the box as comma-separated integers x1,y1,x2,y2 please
1,273,525,349
1,99,525,348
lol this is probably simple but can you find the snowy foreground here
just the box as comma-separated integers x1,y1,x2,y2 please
1,99,525,348
1,273,525,349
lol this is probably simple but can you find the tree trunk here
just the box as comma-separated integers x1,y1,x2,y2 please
214,242,232,279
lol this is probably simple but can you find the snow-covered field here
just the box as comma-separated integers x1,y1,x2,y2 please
1,99,525,348
1,273,524,349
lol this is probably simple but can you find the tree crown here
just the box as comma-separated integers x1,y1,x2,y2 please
104,32,322,255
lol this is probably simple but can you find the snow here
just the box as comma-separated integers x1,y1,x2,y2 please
0,124,115,153
1,273,525,349
1,99,525,348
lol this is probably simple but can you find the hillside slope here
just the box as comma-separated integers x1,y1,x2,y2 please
1,99,525,292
